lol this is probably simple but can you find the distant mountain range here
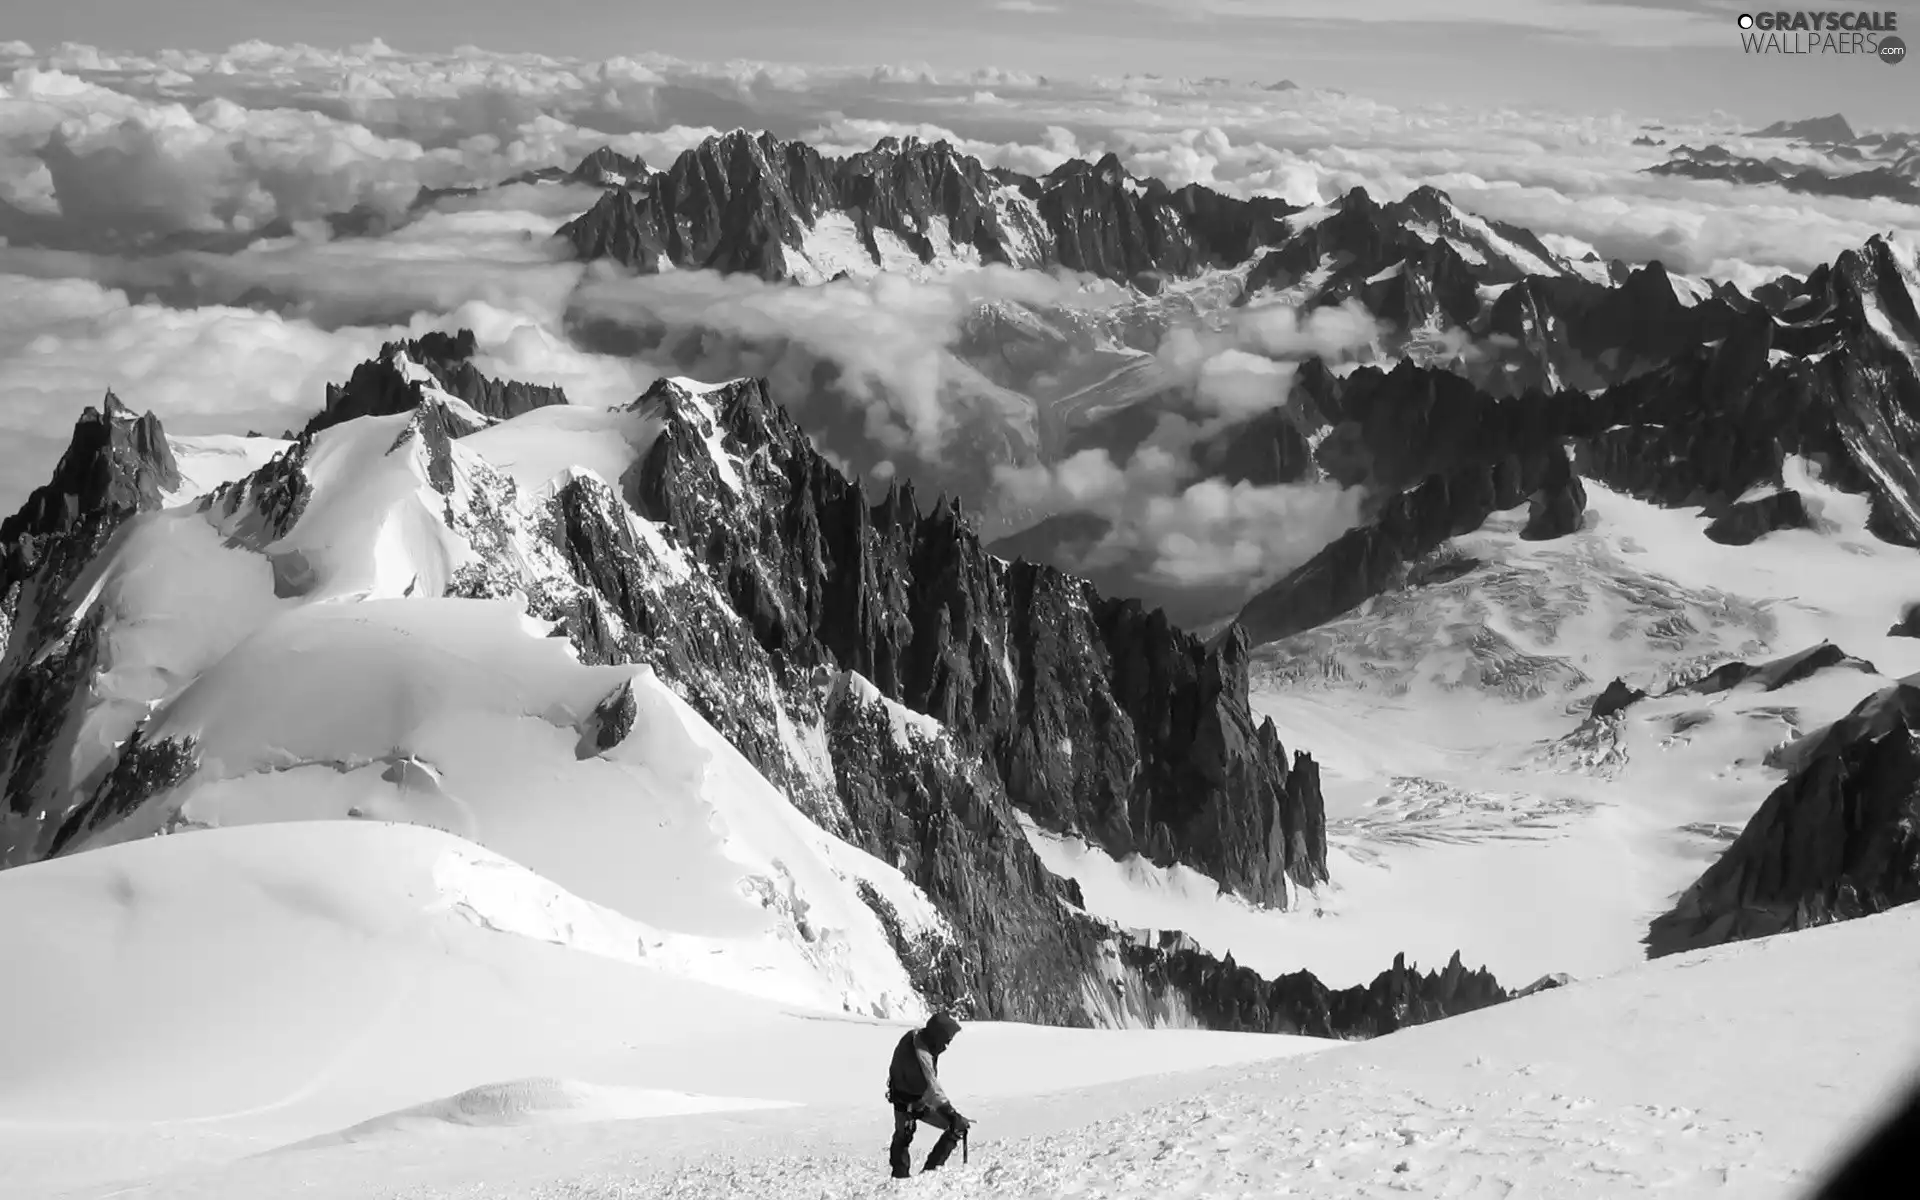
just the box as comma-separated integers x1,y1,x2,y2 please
4,126,1918,1040
539,135,1919,587
1649,114,1920,203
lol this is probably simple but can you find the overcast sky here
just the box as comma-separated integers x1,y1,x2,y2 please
16,0,1917,125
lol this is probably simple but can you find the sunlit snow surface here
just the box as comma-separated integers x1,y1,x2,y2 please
4,392,1920,1199
4,834,1914,1198
0,401,951,1021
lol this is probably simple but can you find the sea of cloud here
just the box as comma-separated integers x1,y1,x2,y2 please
1,37,1915,612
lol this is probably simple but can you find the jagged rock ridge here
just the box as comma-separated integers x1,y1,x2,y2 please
1235,234,1920,642
0,350,1508,1037
625,374,1327,909
557,130,1294,285
1647,676,1920,956
1121,937,1508,1038
0,395,181,838
305,329,568,438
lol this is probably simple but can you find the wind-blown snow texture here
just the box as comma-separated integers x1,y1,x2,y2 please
8,852,1912,1200
0,819,1322,1195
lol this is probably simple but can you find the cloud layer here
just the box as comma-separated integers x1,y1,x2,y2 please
2,35,1917,619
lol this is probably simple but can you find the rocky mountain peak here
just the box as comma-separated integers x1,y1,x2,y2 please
571,145,647,187
1091,152,1130,187
564,187,669,271
1336,183,1382,218
305,329,568,439
559,132,1299,285
1649,675,1920,957
1751,113,1857,143
1394,183,1454,220
1828,234,1920,329
0,391,180,598
1618,260,1686,308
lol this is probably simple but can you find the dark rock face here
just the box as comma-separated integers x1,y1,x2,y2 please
575,679,639,758
1521,446,1588,540
1225,188,1749,402
1235,233,1920,641
517,375,1410,1029
521,374,1510,1032
1488,262,1745,394
1705,489,1813,545
1241,184,1554,321
46,732,199,856
1889,602,1920,639
628,376,1327,907
304,330,567,438
1119,937,1508,1037
1750,114,1857,143
823,676,1114,1024
1236,437,1572,646
0,392,178,599
1649,155,1918,204
1033,155,1294,282
1670,641,1876,697
558,131,1293,285
1578,243,1920,547
1515,972,1572,997
0,396,183,858
1647,679,1920,957
1191,406,1318,487
1591,679,1647,720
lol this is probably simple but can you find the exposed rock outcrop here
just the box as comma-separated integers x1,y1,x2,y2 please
0,395,181,849
1669,641,1876,697
1120,936,1508,1037
1233,234,1920,643
1590,679,1647,720
0,392,177,598
1750,114,1857,143
304,330,568,438
1521,446,1588,540
1647,678,1920,957
1890,602,1920,639
1649,156,1918,204
1236,446,1570,646
558,131,1292,285
627,376,1327,908
1705,489,1813,545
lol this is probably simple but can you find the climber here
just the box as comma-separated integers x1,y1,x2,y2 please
885,1011,971,1178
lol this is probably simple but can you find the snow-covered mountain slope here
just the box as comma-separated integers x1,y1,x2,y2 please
23,874,1919,1200
1029,464,1920,988
0,819,1319,1196
162,434,293,505
2,401,939,1017
0,355,1510,1041
75,600,944,1016
598,905,1920,1200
